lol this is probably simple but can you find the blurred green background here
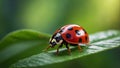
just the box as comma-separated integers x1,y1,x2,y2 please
0,0,120,68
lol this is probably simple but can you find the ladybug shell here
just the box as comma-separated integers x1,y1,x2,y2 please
58,24,89,44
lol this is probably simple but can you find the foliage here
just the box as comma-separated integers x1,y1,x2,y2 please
0,30,120,68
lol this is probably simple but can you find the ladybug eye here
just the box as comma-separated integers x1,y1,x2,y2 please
50,41,56,46
55,36,62,42
55,37,59,42
52,42,56,46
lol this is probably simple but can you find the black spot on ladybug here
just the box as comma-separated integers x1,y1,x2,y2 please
85,36,88,41
75,30,80,35
66,33,71,39
68,27,73,30
83,29,87,34
79,38,82,43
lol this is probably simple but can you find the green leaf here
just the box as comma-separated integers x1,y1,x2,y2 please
0,29,50,67
9,30,120,68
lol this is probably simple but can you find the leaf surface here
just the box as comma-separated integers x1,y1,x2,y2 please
8,30,120,68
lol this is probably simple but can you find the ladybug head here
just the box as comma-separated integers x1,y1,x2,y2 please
49,33,63,48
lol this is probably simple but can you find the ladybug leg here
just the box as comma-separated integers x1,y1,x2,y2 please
77,45,82,52
65,43,71,55
43,46,51,52
56,44,63,55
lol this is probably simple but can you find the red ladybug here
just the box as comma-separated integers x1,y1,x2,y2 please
44,24,89,54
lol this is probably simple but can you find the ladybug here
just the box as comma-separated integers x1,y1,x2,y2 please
44,24,89,55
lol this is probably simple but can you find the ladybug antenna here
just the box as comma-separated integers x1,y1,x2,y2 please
43,45,51,52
